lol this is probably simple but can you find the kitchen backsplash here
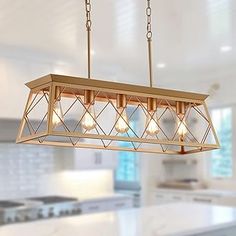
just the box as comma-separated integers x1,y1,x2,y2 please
0,143,113,200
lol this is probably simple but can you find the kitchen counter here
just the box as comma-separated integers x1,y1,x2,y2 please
1,202,236,236
79,193,131,203
156,188,236,197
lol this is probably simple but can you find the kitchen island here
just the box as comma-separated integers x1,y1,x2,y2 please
0,202,236,236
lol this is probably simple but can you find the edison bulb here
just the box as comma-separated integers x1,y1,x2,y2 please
82,105,96,131
115,108,129,133
178,119,187,136
146,112,159,136
52,101,64,128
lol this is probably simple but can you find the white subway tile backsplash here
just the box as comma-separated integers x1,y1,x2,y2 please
0,143,113,200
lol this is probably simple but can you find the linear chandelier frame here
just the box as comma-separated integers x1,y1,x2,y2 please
16,74,220,155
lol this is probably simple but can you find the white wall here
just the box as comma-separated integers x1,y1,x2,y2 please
0,54,81,119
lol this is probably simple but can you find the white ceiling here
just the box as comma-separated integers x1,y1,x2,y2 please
0,0,235,91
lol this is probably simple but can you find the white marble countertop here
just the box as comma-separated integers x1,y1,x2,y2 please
155,188,236,198
1,202,236,236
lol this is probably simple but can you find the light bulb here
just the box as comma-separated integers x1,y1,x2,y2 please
177,119,187,136
115,108,129,133
52,101,64,128
146,112,159,136
82,105,96,131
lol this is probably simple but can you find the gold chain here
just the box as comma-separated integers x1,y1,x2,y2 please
146,0,152,40
85,0,92,31
85,0,92,78
146,0,153,87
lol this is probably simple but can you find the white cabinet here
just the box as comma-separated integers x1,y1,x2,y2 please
80,197,133,214
190,195,219,205
151,192,192,205
151,193,170,205
108,198,133,210
151,190,223,206
80,201,108,214
63,148,117,170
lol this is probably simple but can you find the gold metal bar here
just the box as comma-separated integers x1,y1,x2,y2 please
192,104,210,123
49,130,219,149
25,75,52,89
201,124,211,144
203,102,220,147
30,83,52,95
16,92,33,142
47,84,56,133
16,132,47,143
25,116,36,134
126,132,138,150
22,139,180,155
87,30,91,79
94,127,106,148
183,147,215,155
35,112,48,133
148,39,153,87
26,76,208,103
25,92,40,115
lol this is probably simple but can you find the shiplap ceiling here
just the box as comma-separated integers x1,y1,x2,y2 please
0,0,235,88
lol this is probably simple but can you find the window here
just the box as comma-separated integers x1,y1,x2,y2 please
211,107,232,178
115,120,140,190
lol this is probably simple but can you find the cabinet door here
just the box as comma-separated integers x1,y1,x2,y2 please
108,198,133,211
80,201,108,214
190,195,216,204
152,193,172,205
73,149,117,170
152,192,192,205
169,194,187,202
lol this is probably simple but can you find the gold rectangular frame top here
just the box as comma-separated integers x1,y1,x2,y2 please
26,74,208,103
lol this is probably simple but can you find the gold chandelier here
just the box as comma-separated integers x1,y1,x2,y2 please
16,0,220,155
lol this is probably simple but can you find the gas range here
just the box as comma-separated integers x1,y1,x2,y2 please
0,196,81,225
27,196,81,219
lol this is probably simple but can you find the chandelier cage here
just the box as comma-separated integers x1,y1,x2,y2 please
16,75,220,155
16,0,220,154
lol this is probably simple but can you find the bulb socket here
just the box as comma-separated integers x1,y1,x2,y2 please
55,87,61,101
176,101,186,118
84,90,95,105
147,98,157,112
116,94,127,108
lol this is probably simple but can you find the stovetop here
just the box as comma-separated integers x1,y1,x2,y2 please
0,201,24,209
0,196,81,225
27,196,78,204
